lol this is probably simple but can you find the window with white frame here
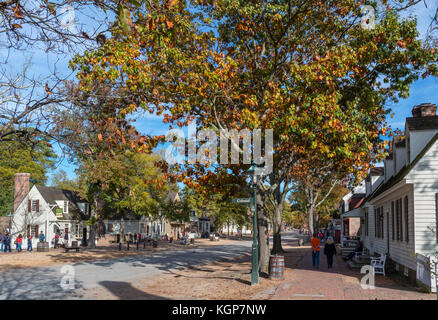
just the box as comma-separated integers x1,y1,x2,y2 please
63,201,68,213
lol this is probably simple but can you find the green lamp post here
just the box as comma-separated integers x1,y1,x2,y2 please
248,162,259,286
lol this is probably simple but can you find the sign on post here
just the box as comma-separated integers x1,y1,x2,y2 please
232,198,251,204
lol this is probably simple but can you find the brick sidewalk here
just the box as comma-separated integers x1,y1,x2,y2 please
272,248,436,300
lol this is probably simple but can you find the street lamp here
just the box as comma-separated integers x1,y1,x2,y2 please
248,162,259,286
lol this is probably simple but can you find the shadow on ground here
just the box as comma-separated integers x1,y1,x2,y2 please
98,281,169,300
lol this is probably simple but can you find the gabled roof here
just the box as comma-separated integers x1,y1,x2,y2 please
367,131,438,202
165,191,180,202
349,194,365,210
35,185,88,220
406,116,438,131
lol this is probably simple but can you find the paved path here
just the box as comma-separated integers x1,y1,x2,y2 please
272,245,436,300
273,246,346,299
0,241,251,300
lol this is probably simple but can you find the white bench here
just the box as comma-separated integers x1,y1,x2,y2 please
371,254,387,276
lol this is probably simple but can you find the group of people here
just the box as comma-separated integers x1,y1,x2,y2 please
1,231,49,253
310,232,337,269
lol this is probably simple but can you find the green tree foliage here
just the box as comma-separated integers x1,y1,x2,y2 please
0,137,56,215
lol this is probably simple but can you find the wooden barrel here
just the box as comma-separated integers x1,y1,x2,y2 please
37,242,49,252
270,255,285,280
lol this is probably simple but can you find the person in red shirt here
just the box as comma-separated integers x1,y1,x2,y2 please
310,233,321,268
16,234,23,252
54,233,59,249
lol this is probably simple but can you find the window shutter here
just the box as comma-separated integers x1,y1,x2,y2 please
28,199,31,211
36,200,39,212
381,208,384,239
27,225,30,237
374,209,377,238
435,193,438,243
396,200,399,241
391,201,395,240
405,196,409,243
35,225,39,237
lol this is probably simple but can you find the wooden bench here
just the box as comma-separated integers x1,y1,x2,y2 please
64,241,80,253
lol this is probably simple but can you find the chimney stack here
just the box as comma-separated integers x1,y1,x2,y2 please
412,103,437,118
14,173,30,212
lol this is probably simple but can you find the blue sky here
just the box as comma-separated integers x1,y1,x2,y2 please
14,2,434,184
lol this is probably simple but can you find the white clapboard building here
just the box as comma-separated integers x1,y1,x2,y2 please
349,103,438,292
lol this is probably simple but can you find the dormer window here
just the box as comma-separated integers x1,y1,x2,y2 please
63,201,68,213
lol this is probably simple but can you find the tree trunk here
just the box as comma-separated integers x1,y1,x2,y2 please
88,224,96,248
257,204,270,276
120,216,125,244
87,198,98,248
271,206,285,254
307,204,314,239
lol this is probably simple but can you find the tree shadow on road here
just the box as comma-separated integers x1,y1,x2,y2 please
98,281,169,300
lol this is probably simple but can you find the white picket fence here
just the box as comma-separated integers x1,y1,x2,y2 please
416,253,437,293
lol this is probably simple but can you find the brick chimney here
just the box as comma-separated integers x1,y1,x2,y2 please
14,173,30,212
412,103,437,118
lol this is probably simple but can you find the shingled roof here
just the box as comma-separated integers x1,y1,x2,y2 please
35,185,88,220
367,131,438,202
406,116,438,131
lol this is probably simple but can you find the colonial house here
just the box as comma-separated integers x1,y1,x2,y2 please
339,179,367,238
346,103,438,292
11,173,90,248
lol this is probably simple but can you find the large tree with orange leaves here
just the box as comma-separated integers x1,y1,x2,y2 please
70,0,437,272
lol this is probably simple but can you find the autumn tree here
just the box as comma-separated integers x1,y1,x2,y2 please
70,0,437,273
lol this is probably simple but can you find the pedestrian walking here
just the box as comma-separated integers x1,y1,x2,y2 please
64,230,69,247
27,233,32,252
16,234,23,252
6,232,11,252
323,236,337,268
54,233,59,248
1,232,6,252
310,233,321,268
